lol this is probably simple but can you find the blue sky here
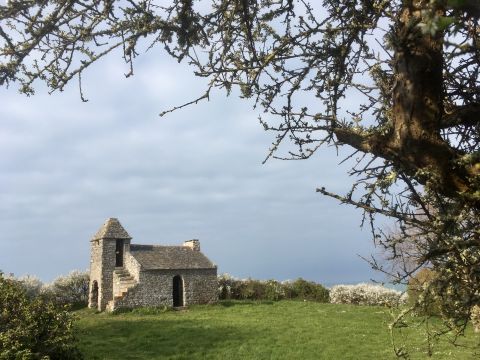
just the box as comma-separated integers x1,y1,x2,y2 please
0,44,383,285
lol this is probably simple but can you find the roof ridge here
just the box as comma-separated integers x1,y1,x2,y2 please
131,244,189,248
92,218,131,240
128,244,216,270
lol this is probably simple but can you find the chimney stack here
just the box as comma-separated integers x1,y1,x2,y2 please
184,239,200,251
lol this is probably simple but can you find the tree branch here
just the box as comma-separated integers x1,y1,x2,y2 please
442,103,480,128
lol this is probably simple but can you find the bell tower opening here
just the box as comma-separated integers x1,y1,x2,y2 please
115,239,124,267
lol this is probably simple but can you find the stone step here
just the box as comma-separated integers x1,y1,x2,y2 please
116,280,135,286
116,279,135,286
115,272,131,278
118,286,135,292
117,276,134,282
110,268,139,311
114,269,130,275
115,276,134,281
113,290,129,298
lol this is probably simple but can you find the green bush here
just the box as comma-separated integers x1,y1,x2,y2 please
217,274,234,300
0,273,83,360
218,276,276,301
233,279,266,300
264,280,285,301
284,278,330,303
217,274,328,303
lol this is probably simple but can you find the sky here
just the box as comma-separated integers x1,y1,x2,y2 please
0,40,385,286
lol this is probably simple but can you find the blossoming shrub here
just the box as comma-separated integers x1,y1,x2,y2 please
14,274,44,299
329,283,405,307
0,273,83,359
43,270,90,308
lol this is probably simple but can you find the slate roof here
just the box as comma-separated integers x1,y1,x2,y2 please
92,218,132,240
130,244,216,270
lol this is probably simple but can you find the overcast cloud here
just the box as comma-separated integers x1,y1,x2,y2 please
0,47,382,285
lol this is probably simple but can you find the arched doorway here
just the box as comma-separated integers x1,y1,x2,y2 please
172,275,184,307
90,281,99,309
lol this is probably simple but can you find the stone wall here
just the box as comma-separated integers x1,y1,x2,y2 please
99,239,117,310
88,238,120,311
112,270,120,298
88,239,102,310
124,250,141,281
183,269,218,304
111,268,218,311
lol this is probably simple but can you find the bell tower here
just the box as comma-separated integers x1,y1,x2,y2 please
88,218,131,311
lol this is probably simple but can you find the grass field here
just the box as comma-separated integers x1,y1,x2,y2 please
76,301,479,359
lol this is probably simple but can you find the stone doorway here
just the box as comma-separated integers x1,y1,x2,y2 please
172,275,184,307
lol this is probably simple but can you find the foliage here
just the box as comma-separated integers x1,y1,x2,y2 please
262,279,284,301
2,0,480,345
217,274,328,302
13,274,43,299
232,278,268,300
5,270,90,308
0,273,83,360
44,270,90,309
282,278,330,303
218,275,283,301
406,268,441,316
471,305,480,333
329,283,406,307
75,301,479,359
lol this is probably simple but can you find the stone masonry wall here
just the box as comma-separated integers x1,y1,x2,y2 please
112,271,120,299
184,269,218,304
98,239,117,311
88,239,102,310
124,251,141,281
111,268,217,311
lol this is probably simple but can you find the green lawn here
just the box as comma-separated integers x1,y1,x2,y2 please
76,301,479,359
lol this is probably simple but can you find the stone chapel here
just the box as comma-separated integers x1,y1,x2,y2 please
88,218,218,311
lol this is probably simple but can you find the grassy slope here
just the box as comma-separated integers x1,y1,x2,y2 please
76,301,479,359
